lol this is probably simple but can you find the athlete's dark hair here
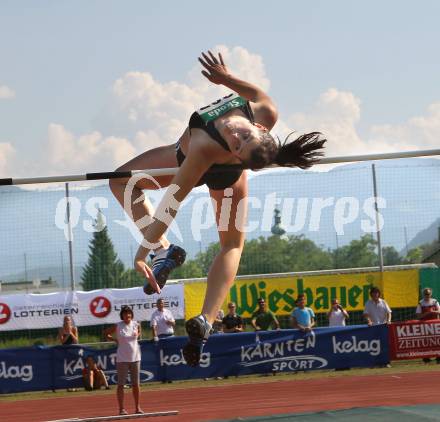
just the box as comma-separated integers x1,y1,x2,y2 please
275,131,326,169
244,130,326,170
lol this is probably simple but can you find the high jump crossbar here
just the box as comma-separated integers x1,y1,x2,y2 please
1,148,439,187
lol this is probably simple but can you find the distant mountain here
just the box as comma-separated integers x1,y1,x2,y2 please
404,217,440,252
1,157,439,285
0,265,85,287
0,186,22,193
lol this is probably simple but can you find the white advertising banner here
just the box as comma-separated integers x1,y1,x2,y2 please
0,285,184,331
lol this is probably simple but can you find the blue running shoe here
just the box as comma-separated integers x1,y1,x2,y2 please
183,315,212,367
143,244,186,295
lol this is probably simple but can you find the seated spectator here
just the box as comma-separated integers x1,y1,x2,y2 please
58,316,79,345
222,302,244,333
363,287,392,326
291,294,315,333
416,288,440,364
328,298,349,327
151,298,175,341
212,308,225,334
251,298,280,331
82,356,110,391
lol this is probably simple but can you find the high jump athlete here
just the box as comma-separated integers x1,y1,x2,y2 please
109,51,325,366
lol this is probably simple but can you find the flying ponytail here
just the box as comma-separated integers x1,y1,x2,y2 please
275,132,326,169
244,130,326,170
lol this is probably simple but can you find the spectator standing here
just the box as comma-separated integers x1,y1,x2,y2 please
291,294,315,332
221,302,244,379
416,288,440,364
212,308,225,334
58,316,79,345
151,298,175,341
416,288,440,321
251,298,279,331
222,302,244,333
82,356,109,391
328,298,349,327
363,287,391,368
363,287,392,326
104,306,143,416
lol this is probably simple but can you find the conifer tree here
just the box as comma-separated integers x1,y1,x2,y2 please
81,210,124,290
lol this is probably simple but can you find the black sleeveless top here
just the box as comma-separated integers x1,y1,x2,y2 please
176,93,253,190
62,333,75,345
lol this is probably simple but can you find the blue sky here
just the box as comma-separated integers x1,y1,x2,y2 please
1,0,440,177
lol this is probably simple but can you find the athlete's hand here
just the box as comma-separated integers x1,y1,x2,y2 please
198,50,230,85
135,259,160,294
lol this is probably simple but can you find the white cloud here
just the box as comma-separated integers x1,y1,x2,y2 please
0,142,16,177
96,45,272,145
369,103,440,151
23,85,438,180
0,85,15,99
286,88,364,156
37,43,270,175
109,70,202,143
187,45,270,98
285,88,440,160
44,124,136,174
34,45,273,177
5,45,440,181
133,130,168,152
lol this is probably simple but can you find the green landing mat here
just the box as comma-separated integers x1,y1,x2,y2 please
216,404,440,421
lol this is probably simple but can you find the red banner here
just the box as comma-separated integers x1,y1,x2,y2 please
389,319,440,360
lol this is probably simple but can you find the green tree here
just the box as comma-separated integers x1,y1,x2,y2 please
177,235,333,278
119,268,144,288
171,260,204,279
238,236,290,275
403,247,423,264
239,235,333,274
285,235,333,271
382,246,403,266
193,242,221,276
164,234,334,281
333,234,378,268
81,211,125,290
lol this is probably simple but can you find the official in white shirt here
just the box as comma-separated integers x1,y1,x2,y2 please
363,287,392,326
151,298,175,341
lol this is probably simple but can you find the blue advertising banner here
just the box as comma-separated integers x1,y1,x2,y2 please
0,325,388,394
0,346,53,393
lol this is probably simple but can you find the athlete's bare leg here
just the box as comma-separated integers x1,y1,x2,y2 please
182,171,247,366
109,144,178,251
202,171,248,323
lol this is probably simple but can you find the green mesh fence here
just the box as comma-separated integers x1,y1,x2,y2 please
1,159,439,346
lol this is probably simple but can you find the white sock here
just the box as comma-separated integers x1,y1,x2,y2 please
197,315,212,331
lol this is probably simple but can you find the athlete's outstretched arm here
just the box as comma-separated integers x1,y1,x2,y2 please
199,50,278,129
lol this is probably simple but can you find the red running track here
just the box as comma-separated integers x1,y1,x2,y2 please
2,371,440,422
